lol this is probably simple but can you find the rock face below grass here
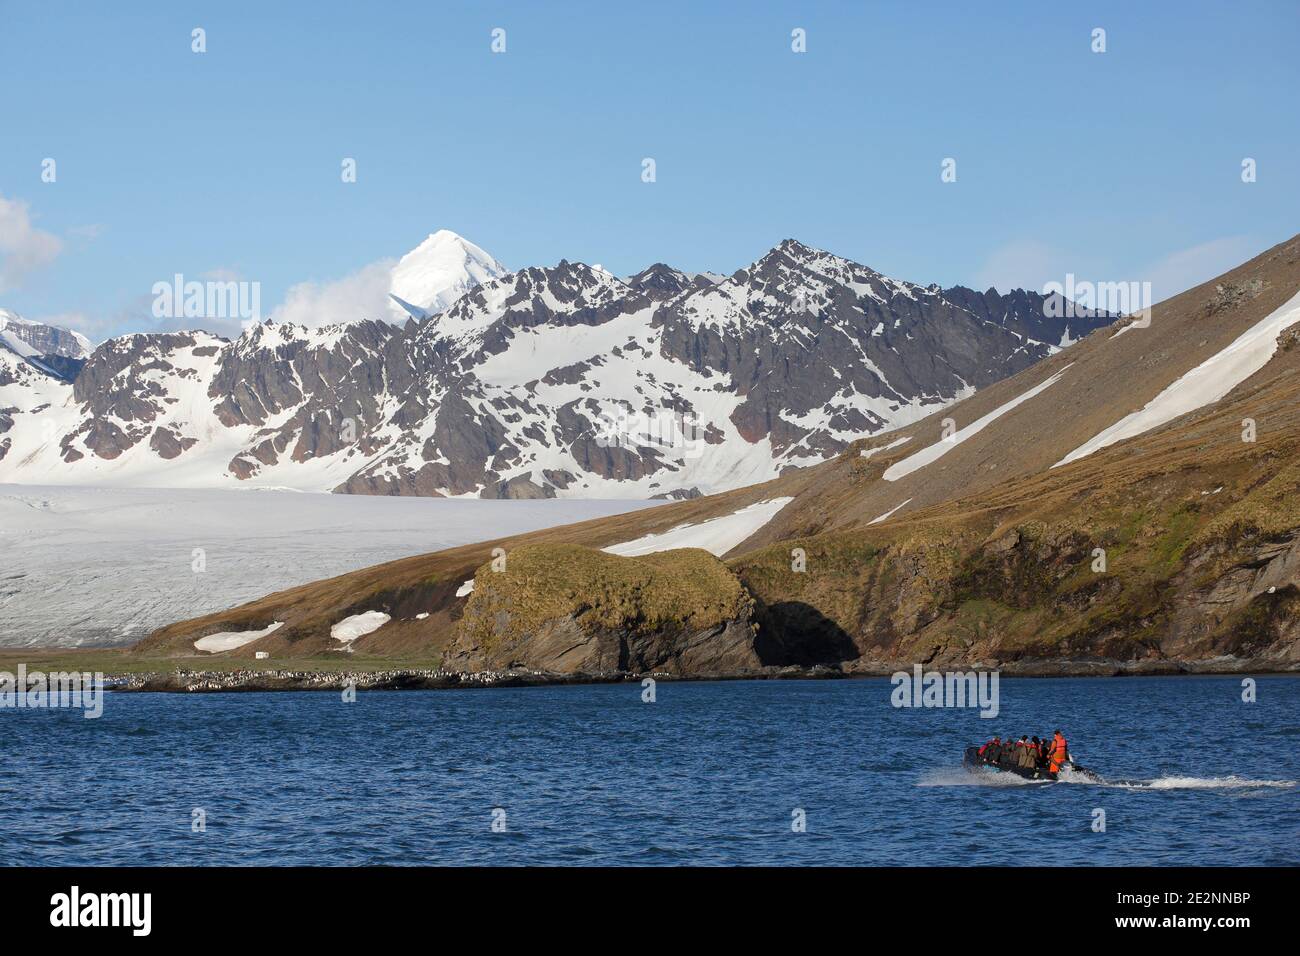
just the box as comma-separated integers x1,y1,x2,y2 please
732,472,1300,672
444,544,760,675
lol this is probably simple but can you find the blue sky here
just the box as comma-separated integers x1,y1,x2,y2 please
1,0,1297,340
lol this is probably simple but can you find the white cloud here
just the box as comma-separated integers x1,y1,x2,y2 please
972,239,1076,294
1138,236,1256,306
29,311,96,342
267,258,397,327
973,234,1259,305
0,194,64,291
68,223,106,241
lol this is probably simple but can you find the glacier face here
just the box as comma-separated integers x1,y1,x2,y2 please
0,485,658,646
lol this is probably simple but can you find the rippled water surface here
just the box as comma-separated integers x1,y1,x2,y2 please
3,677,1297,865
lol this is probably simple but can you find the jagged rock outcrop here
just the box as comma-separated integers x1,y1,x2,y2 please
444,543,761,675
0,310,92,359
0,310,91,383
733,486,1300,673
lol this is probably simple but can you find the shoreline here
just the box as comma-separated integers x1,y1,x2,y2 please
95,657,1300,693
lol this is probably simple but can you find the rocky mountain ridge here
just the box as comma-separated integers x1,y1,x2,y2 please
0,237,1111,496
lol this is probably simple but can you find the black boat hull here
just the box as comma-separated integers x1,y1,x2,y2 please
963,745,1056,781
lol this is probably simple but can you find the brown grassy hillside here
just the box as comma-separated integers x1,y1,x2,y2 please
134,234,1300,672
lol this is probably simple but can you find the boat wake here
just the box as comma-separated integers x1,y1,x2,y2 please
918,768,1050,787
921,765,1296,790
1071,773,1297,791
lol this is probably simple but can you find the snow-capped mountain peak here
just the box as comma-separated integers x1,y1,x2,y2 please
626,263,717,302
0,309,94,360
388,230,507,321
0,238,1117,498
409,259,638,358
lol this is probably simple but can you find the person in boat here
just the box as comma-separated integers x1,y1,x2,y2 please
978,735,1001,763
1016,736,1037,772
998,737,1016,767
1047,729,1070,777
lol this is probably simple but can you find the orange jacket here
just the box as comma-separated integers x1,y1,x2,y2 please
1049,735,1068,767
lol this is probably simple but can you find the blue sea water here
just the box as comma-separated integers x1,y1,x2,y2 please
3,677,1297,866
